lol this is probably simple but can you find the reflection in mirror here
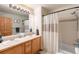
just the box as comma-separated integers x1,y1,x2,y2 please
0,4,29,36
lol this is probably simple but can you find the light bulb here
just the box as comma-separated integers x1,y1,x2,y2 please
9,4,12,8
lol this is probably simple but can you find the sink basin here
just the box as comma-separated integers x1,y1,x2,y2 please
0,40,12,45
0,35,35,45
0,40,18,49
14,38,21,41
25,36,31,38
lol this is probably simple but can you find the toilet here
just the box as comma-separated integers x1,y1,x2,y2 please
75,47,79,54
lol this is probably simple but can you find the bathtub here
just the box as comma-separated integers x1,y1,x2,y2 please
59,42,75,54
74,43,79,54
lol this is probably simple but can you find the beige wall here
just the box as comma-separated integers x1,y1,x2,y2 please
59,20,77,47
33,6,42,35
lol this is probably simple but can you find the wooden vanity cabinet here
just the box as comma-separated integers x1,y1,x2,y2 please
32,37,41,53
0,36,41,54
0,44,24,54
24,41,32,54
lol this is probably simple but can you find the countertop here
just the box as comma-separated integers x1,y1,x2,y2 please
0,34,41,52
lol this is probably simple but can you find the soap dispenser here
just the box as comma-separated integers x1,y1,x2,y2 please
36,27,39,35
30,28,32,32
0,33,3,43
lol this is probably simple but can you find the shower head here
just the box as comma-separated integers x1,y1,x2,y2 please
71,9,79,15
70,9,79,24
71,10,78,19
71,11,76,15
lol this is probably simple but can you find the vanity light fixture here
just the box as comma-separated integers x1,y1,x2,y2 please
9,4,30,14
20,9,22,11
23,10,25,12
9,4,12,8
17,7,20,10
27,11,30,14
20,8,23,12
13,6,17,9
14,19,17,23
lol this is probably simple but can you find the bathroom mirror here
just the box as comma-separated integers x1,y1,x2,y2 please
0,4,29,36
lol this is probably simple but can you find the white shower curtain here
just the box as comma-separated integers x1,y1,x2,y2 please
43,13,58,53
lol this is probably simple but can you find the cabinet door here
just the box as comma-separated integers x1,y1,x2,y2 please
0,16,5,36
5,17,12,36
0,16,12,36
25,41,32,54
32,37,41,53
1,44,24,54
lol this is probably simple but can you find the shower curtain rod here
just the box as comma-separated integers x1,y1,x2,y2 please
43,6,79,16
